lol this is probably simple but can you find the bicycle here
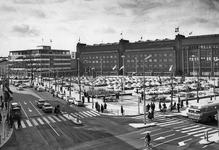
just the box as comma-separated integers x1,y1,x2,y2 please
144,140,153,150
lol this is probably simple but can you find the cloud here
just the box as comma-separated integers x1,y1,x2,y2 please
0,4,17,12
31,9,46,18
94,26,116,34
103,5,126,17
12,24,40,36
12,0,67,4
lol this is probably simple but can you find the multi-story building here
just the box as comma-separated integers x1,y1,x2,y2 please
77,34,219,77
8,45,72,79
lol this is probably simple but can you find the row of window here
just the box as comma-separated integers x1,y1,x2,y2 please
82,53,174,60
86,64,172,69
183,44,219,50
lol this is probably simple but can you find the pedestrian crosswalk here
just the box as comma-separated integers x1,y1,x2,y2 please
145,115,219,139
14,110,100,129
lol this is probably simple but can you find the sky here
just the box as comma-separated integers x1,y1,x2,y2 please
0,0,219,57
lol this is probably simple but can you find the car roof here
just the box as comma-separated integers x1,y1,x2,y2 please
44,102,50,105
38,99,46,102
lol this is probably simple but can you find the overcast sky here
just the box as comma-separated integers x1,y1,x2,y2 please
0,0,219,56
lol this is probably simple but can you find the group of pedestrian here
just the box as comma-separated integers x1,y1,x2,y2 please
95,102,107,113
147,103,155,121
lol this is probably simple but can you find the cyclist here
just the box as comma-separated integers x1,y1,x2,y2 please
145,131,151,148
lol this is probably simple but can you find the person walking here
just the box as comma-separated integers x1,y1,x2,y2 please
177,102,180,113
0,113,2,124
121,105,124,115
101,104,104,113
104,102,107,110
146,103,150,112
186,98,189,107
1,101,4,110
159,101,162,111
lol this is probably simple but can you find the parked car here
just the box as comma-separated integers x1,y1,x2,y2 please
58,93,65,99
63,95,69,101
73,100,84,106
67,97,76,104
37,99,46,108
37,87,44,92
17,86,24,91
42,102,53,113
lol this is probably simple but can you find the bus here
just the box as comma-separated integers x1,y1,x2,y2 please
187,101,219,122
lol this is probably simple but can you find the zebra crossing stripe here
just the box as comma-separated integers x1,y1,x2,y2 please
176,125,200,131
52,116,62,122
43,117,50,124
85,111,96,116
173,124,191,129
140,128,162,134
160,121,184,127
37,118,44,125
58,115,67,121
195,130,218,137
182,127,206,133
83,111,93,117
156,120,179,126
14,122,18,129
48,116,56,123
188,128,211,135
200,132,218,139
78,112,88,117
75,112,84,118
26,120,33,127
32,118,39,126
21,121,26,128
70,113,77,118
90,110,100,116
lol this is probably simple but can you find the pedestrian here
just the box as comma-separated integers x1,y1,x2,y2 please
10,115,14,128
151,102,155,112
186,98,189,107
146,103,150,112
104,102,107,110
82,96,85,103
159,101,162,111
87,95,90,103
121,105,124,115
0,113,2,124
177,102,180,112
1,101,4,110
5,102,7,110
0,95,2,102
141,91,144,100
173,102,176,109
101,104,104,113
181,100,184,108
17,117,21,128
170,102,173,111
163,103,167,111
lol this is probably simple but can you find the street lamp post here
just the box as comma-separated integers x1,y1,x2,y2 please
143,55,152,125
77,58,81,101
121,55,125,92
135,57,138,76
84,60,86,76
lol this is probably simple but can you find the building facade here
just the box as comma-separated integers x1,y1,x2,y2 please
9,46,72,78
76,34,219,77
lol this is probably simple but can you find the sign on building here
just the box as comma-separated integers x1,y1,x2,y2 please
71,51,76,59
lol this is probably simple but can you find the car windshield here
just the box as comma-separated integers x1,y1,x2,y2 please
39,100,45,103
44,104,51,107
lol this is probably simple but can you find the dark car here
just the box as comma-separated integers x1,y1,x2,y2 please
37,99,46,108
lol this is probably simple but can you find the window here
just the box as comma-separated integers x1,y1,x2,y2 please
110,56,113,58
154,54,157,56
127,60,130,63
163,59,167,62
163,53,167,56
154,59,157,62
169,59,173,62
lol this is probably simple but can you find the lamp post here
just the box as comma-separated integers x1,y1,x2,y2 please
214,58,219,100
121,55,125,92
100,59,103,76
84,60,86,76
143,55,152,125
77,58,81,101
135,57,138,76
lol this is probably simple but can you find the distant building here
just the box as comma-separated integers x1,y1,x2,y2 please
8,46,73,79
76,34,219,77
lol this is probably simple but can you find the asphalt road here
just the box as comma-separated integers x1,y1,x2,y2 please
3,86,219,150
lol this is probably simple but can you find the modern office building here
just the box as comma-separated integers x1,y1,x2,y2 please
76,33,219,77
8,45,72,79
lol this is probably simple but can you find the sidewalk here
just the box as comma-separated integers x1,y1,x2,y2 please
0,109,13,149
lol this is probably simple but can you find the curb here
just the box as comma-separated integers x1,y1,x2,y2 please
0,127,14,149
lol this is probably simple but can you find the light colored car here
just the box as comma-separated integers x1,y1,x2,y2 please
42,102,53,113
74,100,84,106
17,86,24,91
37,99,46,108
67,97,76,104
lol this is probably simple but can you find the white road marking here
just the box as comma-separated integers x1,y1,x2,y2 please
188,128,211,135
52,116,62,122
47,116,56,123
70,113,77,118
74,112,84,118
176,125,200,131
19,102,29,119
90,110,100,116
26,120,33,127
32,118,39,126
58,115,67,121
194,129,218,137
29,101,42,116
140,128,161,135
37,118,44,125
160,121,184,127
181,127,206,133
85,111,97,116
156,120,179,126
21,121,26,128
78,112,88,117
83,111,93,117
43,117,50,124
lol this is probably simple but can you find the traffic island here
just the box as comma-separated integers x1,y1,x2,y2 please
199,131,217,145
129,122,157,129
63,114,82,125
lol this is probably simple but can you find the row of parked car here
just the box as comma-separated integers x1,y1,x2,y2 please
37,99,53,113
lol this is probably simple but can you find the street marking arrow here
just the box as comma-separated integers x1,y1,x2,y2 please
24,101,27,105
154,134,175,141
178,141,186,147
28,108,32,112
